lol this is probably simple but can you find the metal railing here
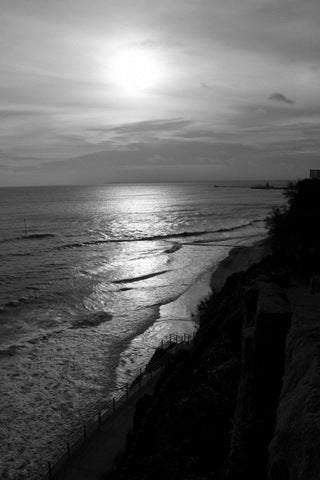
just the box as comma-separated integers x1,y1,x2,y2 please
35,333,194,480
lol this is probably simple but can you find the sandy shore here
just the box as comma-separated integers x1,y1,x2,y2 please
210,238,271,293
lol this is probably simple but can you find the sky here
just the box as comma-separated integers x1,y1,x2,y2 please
1,0,320,185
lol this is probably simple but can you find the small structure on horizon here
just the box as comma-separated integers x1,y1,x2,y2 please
310,169,320,179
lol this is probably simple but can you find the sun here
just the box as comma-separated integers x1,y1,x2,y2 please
109,47,163,93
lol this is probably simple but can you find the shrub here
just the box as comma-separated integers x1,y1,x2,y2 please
194,294,216,326
266,179,320,275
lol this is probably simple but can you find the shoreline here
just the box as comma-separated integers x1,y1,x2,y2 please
1,238,271,480
209,237,271,293
115,236,269,390
0,184,284,480
45,238,272,480
108,234,306,479
112,235,271,411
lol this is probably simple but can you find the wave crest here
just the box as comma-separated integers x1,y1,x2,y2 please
56,219,262,251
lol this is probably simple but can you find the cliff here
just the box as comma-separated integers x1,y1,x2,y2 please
105,179,320,479
108,248,320,480
267,286,320,480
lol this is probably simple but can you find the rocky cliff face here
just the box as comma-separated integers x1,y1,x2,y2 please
226,280,291,480
267,289,320,480
109,257,320,480
218,263,320,480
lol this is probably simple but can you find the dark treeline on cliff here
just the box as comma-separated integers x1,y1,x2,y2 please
266,178,320,275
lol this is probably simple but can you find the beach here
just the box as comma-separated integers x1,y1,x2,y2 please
0,183,282,479
210,238,271,292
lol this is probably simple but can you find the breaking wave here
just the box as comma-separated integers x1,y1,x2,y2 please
71,311,113,329
0,295,34,312
56,219,262,251
0,233,56,244
113,270,170,284
164,242,182,254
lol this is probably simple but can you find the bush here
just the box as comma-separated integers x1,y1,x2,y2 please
194,294,215,325
266,179,320,275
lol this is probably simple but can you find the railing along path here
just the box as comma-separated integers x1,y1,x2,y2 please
35,333,194,480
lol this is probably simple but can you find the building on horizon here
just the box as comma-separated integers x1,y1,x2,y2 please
310,169,320,179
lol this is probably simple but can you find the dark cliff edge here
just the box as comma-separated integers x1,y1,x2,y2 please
108,179,320,480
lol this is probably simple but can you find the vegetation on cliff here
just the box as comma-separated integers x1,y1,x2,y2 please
266,178,320,274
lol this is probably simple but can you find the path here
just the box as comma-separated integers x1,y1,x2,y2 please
55,375,159,480
52,340,192,480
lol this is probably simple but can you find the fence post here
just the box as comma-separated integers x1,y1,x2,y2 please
67,442,71,458
48,462,52,480
98,410,102,429
83,424,87,441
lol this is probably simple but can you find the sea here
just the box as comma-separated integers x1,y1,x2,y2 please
0,182,284,479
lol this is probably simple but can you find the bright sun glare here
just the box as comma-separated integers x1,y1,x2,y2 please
109,47,163,93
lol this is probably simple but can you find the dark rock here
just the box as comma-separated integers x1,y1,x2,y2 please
227,282,291,480
267,290,320,480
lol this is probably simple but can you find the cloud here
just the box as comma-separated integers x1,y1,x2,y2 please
96,118,191,135
82,118,193,147
2,130,320,186
269,92,294,104
1,0,320,185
